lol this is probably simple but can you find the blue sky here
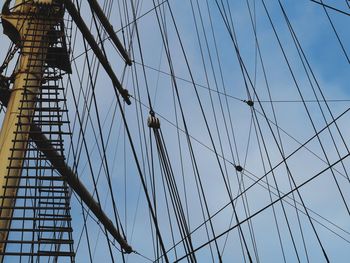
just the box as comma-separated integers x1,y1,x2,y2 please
1,0,350,262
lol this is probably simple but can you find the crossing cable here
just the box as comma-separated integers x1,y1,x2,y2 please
84,1,173,257
126,3,171,257
346,0,350,8
219,0,302,260
277,2,350,257
130,95,350,245
70,1,120,260
130,58,163,259
62,2,106,259
253,108,348,180
132,93,350,199
89,4,129,253
166,1,255,261
72,100,122,261
71,0,169,62
113,72,171,263
189,0,252,259
130,0,198,259
241,167,350,243
132,61,350,104
319,0,350,63
195,1,250,221
261,0,350,221
243,1,287,260
71,0,133,259
252,101,303,261
150,75,350,263
153,2,218,262
226,6,289,258
128,1,171,259
205,106,350,237
310,0,350,16
153,1,231,261
60,7,97,260
64,0,131,105
67,73,117,261
247,0,308,260
278,0,350,178
173,150,350,262
215,0,343,260
252,111,288,262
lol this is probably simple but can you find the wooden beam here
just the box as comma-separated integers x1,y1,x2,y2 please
63,0,131,104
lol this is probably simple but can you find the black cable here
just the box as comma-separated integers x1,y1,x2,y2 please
309,0,350,16
152,104,350,261
174,151,350,262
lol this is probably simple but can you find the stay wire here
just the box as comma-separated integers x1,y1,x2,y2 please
278,0,350,179
132,95,350,245
96,2,171,255
151,87,350,263
246,0,307,260
217,0,295,260
243,1,287,260
63,2,110,260
113,71,171,263
166,1,254,261
254,108,348,181
158,128,197,262
219,1,262,259
133,61,350,104
283,3,350,188
70,2,125,259
174,151,350,262
251,110,287,262
201,0,259,262
131,90,350,206
216,0,335,260
205,0,243,171
154,128,195,262
71,0,169,63
128,2,169,258
158,3,216,261
68,6,117,256
189,0,250,259
152,2,219,261
252,102,302,262
319,0,350,63
89,3,128,249
133,101,350,260
68,73,116,262
310,0,350,16
261,0,350,224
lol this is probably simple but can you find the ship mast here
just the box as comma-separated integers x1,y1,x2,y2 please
0,0,132,259
0,0,62,258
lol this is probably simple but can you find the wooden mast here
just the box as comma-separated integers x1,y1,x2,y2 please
0,1,133,258
0,0,60,258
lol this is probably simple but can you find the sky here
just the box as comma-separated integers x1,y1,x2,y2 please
1,0,350,262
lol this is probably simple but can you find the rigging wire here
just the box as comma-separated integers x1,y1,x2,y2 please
71,0,169,63
151,100,350,262
1,0,349,262
310,0,350,16
319,0,350,63
173,150,350,262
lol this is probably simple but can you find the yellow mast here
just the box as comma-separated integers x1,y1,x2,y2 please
0,0,60,257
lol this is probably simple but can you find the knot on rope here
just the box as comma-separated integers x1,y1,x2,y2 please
244,99,254,107
235,165,243,172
